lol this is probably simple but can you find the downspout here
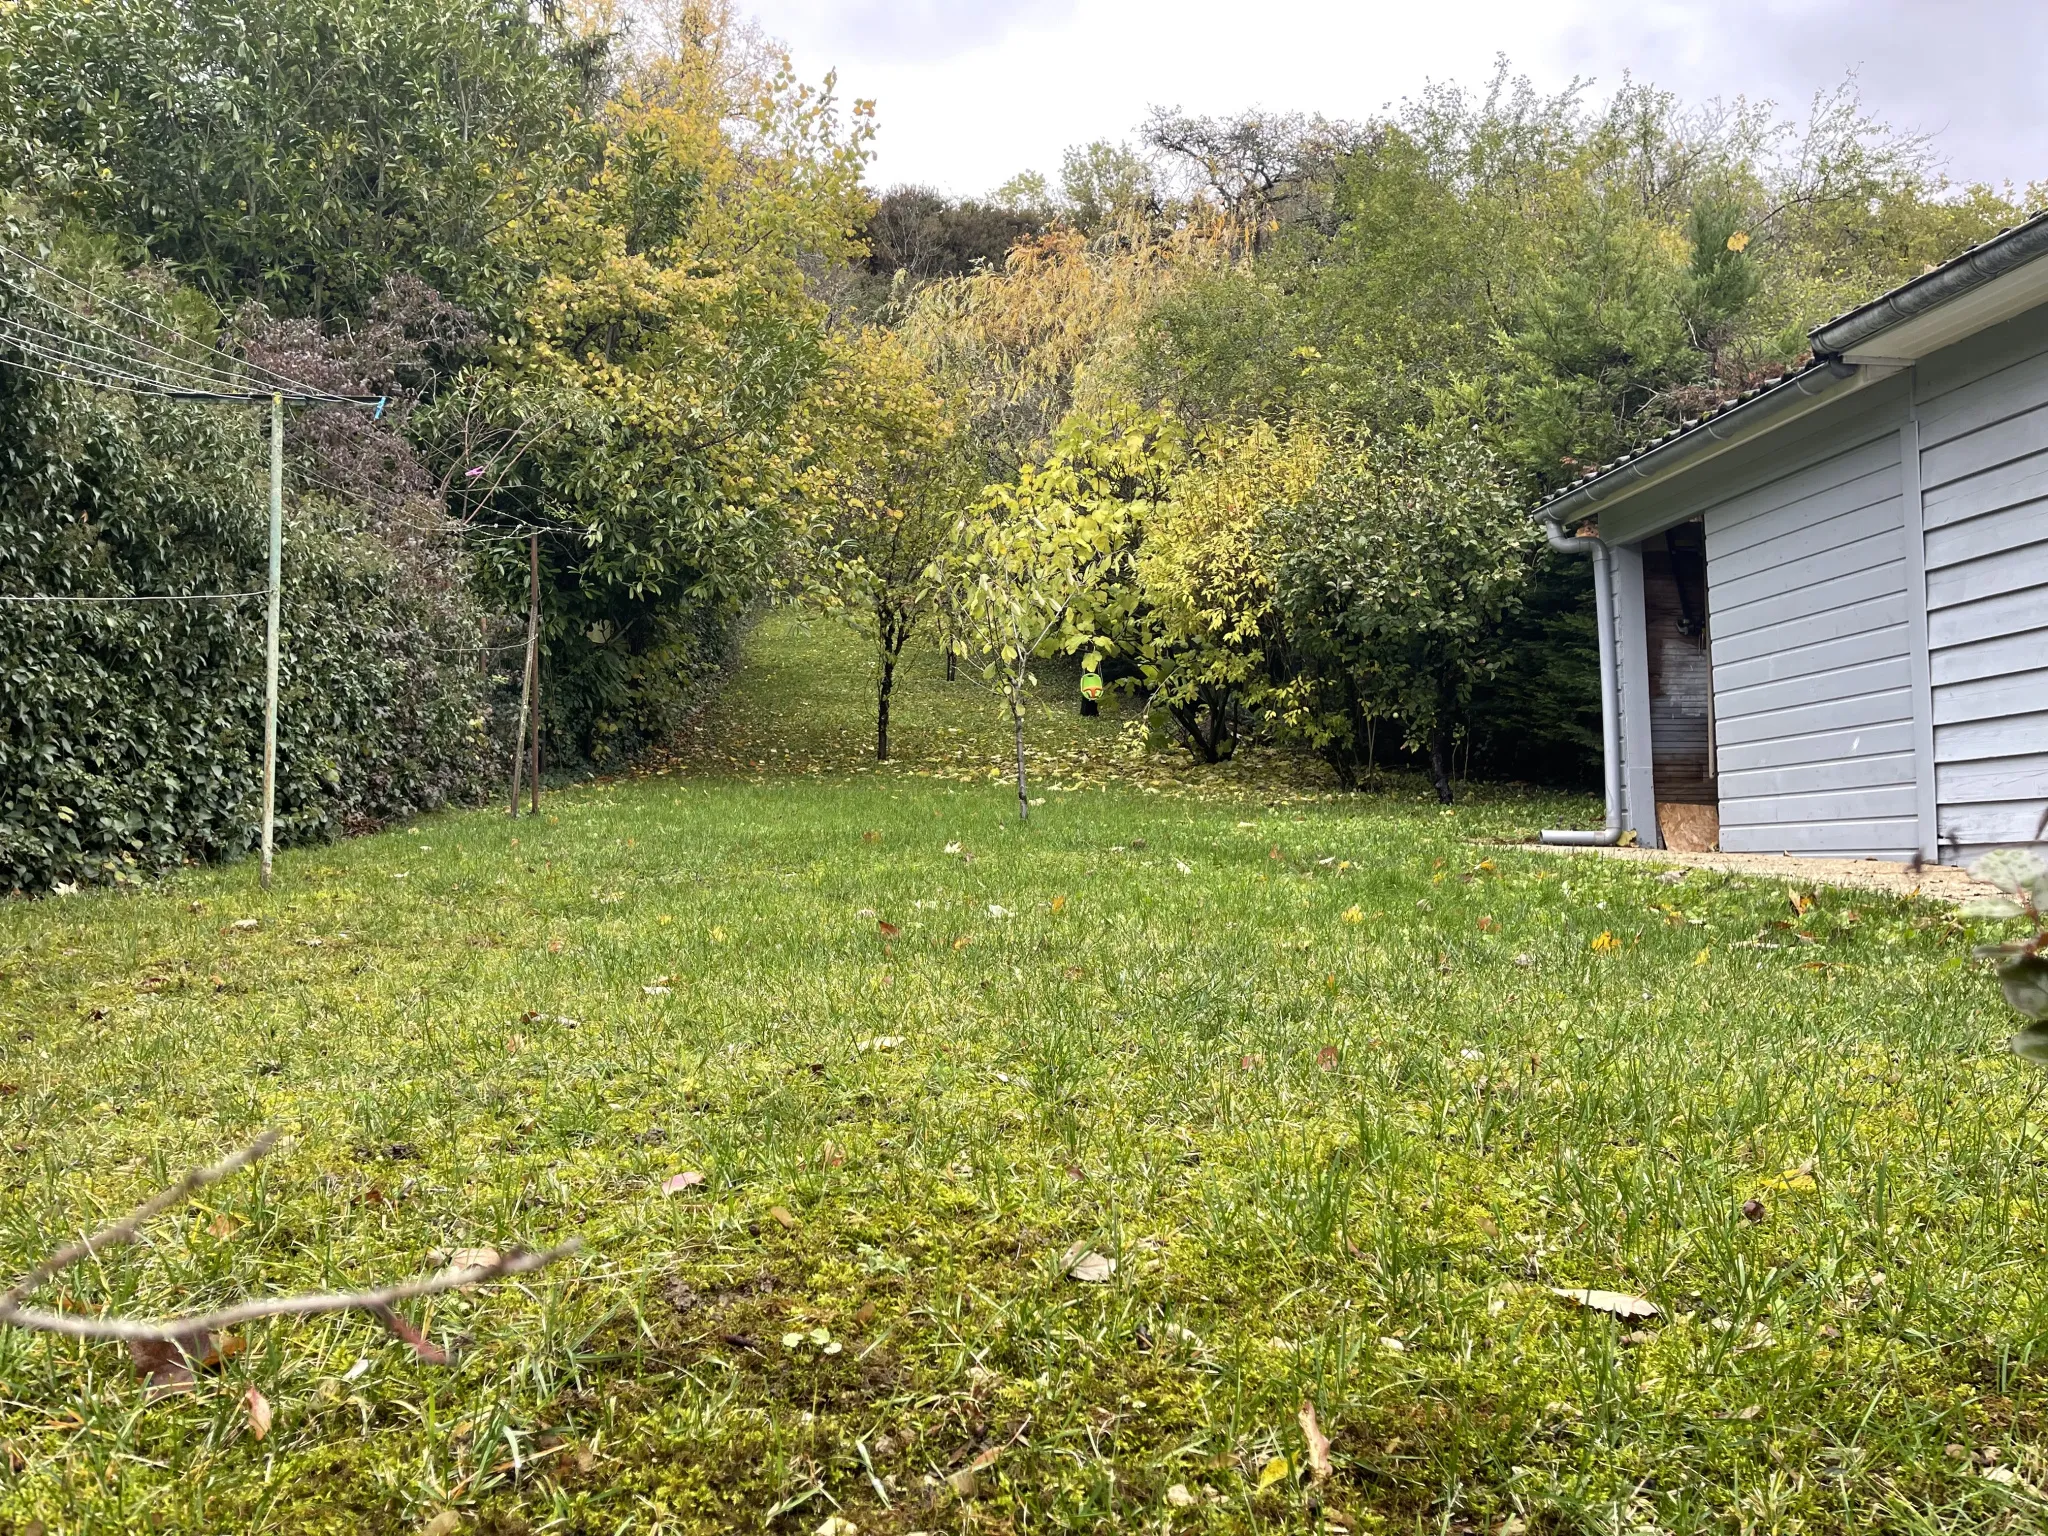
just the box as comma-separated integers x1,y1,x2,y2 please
1537,516,1626,847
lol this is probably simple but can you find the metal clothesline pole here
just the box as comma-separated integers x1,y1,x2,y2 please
260,393,283,890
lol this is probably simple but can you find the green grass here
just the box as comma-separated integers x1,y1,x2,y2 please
0,610,2041,1534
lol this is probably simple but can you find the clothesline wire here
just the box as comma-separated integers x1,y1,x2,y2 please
0,242,313,394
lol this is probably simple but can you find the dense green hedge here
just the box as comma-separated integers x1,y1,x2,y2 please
0,322,495,893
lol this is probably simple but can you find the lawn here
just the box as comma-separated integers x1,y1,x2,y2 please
0,609,2040,1535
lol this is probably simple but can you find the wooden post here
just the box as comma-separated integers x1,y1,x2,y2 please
509,541,536,817
260,392,283,889
527,533,541,815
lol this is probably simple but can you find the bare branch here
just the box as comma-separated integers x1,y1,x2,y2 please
0,1133,580,1349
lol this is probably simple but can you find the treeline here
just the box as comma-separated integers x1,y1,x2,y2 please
0,0,2034,889
825,87,2034,797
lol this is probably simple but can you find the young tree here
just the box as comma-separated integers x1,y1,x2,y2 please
949,414,1174,819
798,330,978,760
1272,421,1531,801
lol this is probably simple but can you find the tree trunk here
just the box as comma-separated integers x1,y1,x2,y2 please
1429,725,1454,804
1011,683,1030,821
877,653,894,761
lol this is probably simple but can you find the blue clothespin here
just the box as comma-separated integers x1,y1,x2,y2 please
373,395,387,421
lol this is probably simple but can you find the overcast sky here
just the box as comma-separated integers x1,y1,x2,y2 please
741,0,2046,198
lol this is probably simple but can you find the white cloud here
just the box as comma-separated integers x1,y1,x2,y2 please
743,0,2044,197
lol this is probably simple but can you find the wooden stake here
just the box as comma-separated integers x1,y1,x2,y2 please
527,534,541,815
260,393,283,889
509,538,537,817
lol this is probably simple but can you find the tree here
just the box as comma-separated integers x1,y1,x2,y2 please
1271,422,1531,801
419,2,875,764
949,414,1174,819
0,0,606,322
797,330,977,760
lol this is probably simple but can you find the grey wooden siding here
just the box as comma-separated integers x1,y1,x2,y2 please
1702,429,1922,857
1914,331,2048,864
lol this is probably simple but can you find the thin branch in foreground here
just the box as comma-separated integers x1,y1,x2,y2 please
0,1132,579,1364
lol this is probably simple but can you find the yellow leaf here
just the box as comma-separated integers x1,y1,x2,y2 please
1341,906,1364,924
1256,1454,1292,1489
1694,946,1711,965
1591,931,1622,954
1726,230,1751,252
768,1205,800,1229
710,926,728,943
1050,895,1067,914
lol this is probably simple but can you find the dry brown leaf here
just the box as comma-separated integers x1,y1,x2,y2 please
128,1331,208,1392
1061,1244,1115,1283
876,918,901,939
853,1301,878,1327
661,1171,706,1195
242,1385,272,1442
446,1247,500,1271
952,934,974,951
1475,1214,1502,1240
1315,1045,1339,1071
768,1205,800,1230
370,1304,453,1364
1550,1287,1660,1321
1298,1399,1333,1482
206,1211,242,1240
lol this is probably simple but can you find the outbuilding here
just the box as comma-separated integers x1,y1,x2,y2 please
1533,209,2048,866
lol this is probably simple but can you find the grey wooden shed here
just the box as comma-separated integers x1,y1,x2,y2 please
1532,210,2048,864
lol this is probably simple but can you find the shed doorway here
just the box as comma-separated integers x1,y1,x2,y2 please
1642,520,1719,851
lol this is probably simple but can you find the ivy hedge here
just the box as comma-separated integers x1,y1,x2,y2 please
0,301,495,894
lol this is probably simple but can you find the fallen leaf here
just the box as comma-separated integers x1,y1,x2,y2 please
877,919,901,939
230,918,259,931
1550,1287,1660,1320
1050,895,1068,914
1061,1244,1115,1283
952,934,973,951
1166,1483,1198,1508
855,1036,903,1053
206,1212,242,1239
853,1301,878,1326
1315,1045,1339,1071
1741,1198,1766,1222
370,1305,452,1364
420,1513,463,1536
662,1171,706,1195
816,1517,860,1536
768,1205,800,1230
446,1247,500,1272
1758,1162,1817,1192
1378,1335,1406,1352
242,1386,272,1442
1298,1400,1333,1482
1590,931,1622,954
1342,906,1364,924
129,1331,210,1392
1475,1214,1502,1240
1256,1454,1292,1490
